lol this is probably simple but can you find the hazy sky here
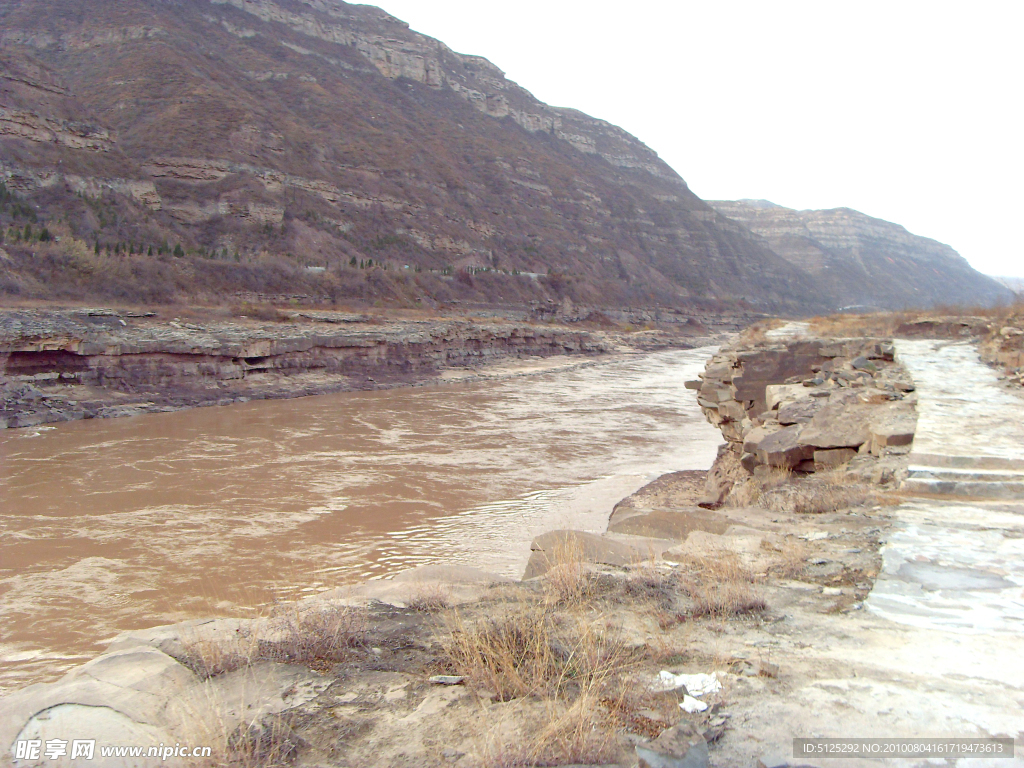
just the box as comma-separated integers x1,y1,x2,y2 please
375,1,1023,278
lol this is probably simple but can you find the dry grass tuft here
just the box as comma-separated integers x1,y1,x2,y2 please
622,559,677,609
542,534,592,607
478,688,621,768
258,604,366,672
178,604,366,678
178,635,254,679
759,466,794,490
483,689,622,767
676,553,766,618
440,603,634,702
226,717,304,768
405,583,453,613
761,537,812,580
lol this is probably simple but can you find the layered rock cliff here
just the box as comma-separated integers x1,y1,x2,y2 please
0,0,816,310
0,307,637,428
708,200,1014,310
690,329,918,509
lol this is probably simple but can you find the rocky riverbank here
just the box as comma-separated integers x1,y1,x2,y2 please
5,314,1020,768
691,326,918,510
0,306,730,430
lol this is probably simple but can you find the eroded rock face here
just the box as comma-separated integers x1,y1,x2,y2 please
708,200,1014,310
0,308,613,428
693,332,918,502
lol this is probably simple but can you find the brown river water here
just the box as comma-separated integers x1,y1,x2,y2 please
0,348,719,694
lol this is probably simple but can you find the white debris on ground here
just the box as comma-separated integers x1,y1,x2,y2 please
654,670,723,697
680,694,710,713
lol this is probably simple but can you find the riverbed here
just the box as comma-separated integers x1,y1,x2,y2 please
0,347,720,694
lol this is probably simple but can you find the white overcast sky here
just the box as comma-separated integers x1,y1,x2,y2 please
374,1,1023,278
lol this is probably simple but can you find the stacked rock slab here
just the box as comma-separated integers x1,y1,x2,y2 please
689,336,918,506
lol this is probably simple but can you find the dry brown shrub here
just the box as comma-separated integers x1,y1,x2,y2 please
180,604,367,678
225,717,303,768
488,690,620,767
405,583,453,613
601,676,678,739
766,539,810,579
440,604,634,702
542,534,592,607
676,552,766,618
257,604,366,671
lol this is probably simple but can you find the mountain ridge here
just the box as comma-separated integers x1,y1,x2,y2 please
0,0,1010,312
707,199,1013,309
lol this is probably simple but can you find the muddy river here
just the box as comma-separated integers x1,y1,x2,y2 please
0,348,719,694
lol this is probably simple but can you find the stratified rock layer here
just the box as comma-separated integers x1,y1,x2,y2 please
692,331,918,506
0,307,620,428
708,200,1014,310
0,0,815,310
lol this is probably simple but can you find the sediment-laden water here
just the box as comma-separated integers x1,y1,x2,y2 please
0,348,719,693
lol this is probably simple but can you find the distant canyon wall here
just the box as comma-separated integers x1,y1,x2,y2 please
708,200,1013,310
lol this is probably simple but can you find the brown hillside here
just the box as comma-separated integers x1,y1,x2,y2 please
0,0,816,310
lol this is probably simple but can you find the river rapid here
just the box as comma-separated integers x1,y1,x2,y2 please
0,347,719,694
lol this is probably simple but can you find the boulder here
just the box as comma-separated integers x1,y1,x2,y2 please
866,412,916,455
797,395,875,450
732,341,825,414
698,383,734,404
608,507,730,539
636,722,710,768
850,356,878,373
0,647,195,763
777,397,825,425
754,425,814,469
12,705,180,768
718,399,746,422
764,383,806,411
740,451,758,473
743,424,781,454
703,362,735,379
